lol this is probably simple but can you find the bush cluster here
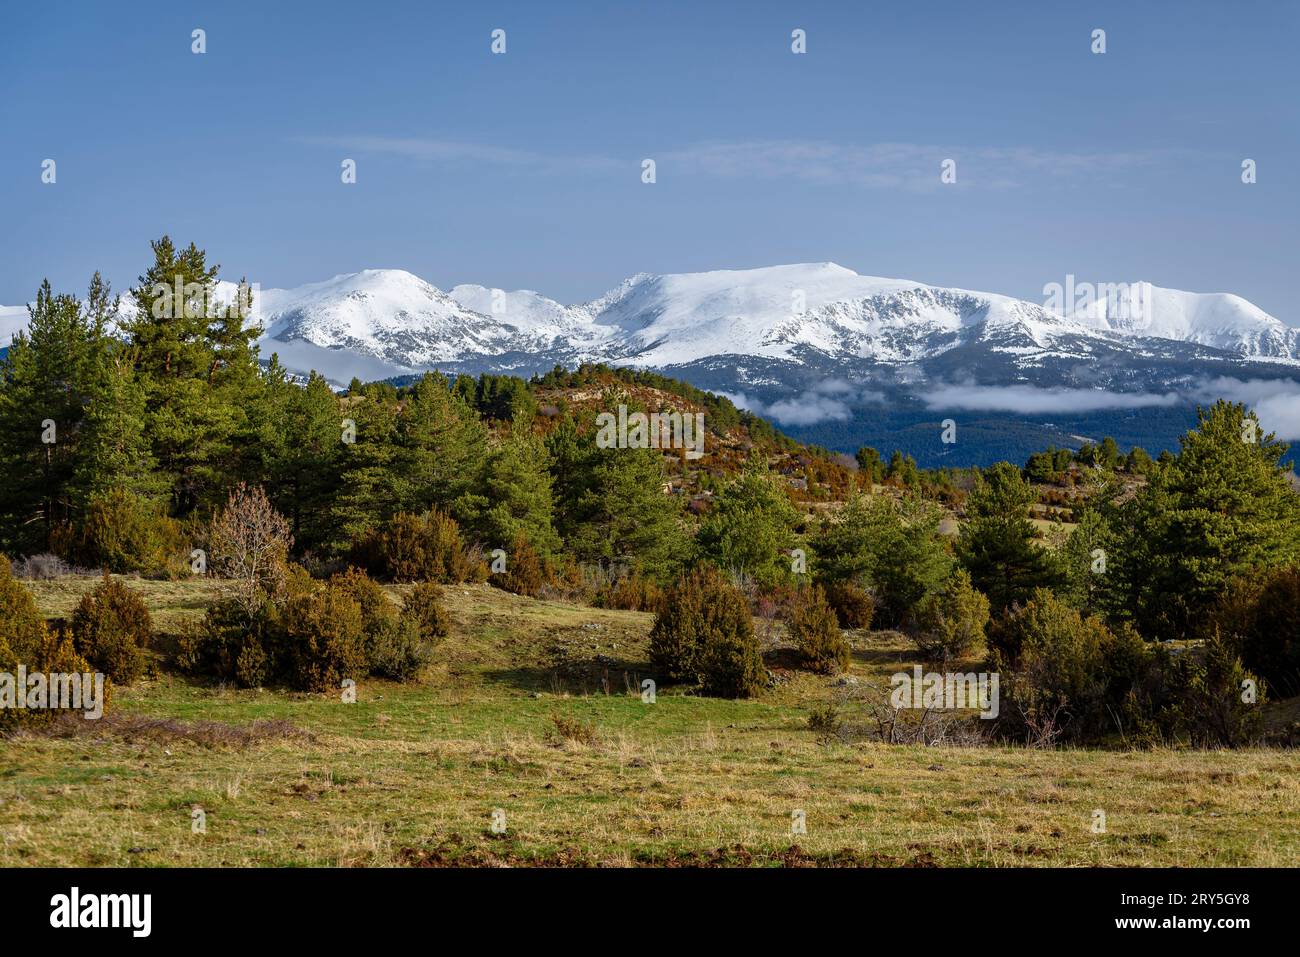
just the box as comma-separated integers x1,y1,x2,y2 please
495,533,548,598
786,584,850,674
592,573,665,613
823,579,875,630
649,565,766,698
179,565,446,691
993,590,1261,747
353,510,485,584
55,489,189,577
71,574,154,683
912,569,989,664
0,556,112,733
1213,566,1300,699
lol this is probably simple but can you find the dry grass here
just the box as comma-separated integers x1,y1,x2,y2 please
15,712,309,749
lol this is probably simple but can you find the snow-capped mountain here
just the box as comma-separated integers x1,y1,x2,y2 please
258,270,510,365
562,263,1107,367
219,262,1294,381
5,263,1294,376
1070,284,1300,360
242,263,1300,460
4,263,1298,462
0,305,28,346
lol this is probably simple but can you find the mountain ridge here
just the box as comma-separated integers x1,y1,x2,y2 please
4,263,1295,374
260,262,1299,372
4,263,1298,462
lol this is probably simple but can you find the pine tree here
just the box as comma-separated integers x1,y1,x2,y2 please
333,388,404,551
1098,436,1122,470
72,345,162,507
1107,401,1300,641
393,373,488,513
463,429,560,559
1057,508,1111,615
566,433,685,583
259,366,343,553
812,490,953,626
208,277,264,489
1125,445,1154,475
957,461,1060,612
0,278,104,551
1024,447,1063,483
855,446,883,483
544,413,594,541
886,450,919,486
695,455,798,589
124,237,255,515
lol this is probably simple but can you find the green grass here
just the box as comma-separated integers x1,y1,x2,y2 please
1,577,1297,867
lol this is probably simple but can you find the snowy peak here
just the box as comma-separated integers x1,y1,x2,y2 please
262,269,474,346
588,262,912,333
255,268,585,372
1071,283,1300,359
0,304,29,347
447,284,593,341
562,263,1094,366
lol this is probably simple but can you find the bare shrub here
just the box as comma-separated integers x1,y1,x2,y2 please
208,483,292,616
549,713,601,747
12,554,71,580
819,680,988,747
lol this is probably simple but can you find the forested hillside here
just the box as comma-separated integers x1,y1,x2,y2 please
2,238,1299,751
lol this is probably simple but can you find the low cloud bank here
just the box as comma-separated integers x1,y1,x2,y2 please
1201,378,1300,441
719,379,877,426
921,379,1300,440
921,384,1182,414
0,306,28,347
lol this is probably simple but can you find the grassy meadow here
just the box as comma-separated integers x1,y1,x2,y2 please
1,576,1297,867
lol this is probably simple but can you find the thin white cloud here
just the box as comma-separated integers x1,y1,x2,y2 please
290,135,621,175
659,140,1183,191
765,393,852,426
292,136,1187,190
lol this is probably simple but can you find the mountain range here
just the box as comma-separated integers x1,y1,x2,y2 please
5,263,1299,466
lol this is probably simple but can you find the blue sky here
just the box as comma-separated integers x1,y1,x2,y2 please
2,0,1296,319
